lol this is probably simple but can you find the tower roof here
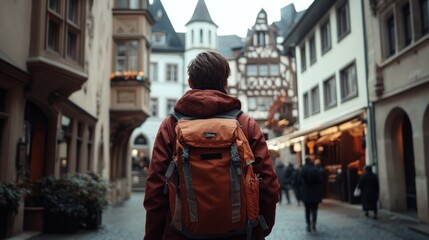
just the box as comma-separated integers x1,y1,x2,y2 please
186,0,218,27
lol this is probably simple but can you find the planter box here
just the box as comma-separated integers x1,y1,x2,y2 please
43,211,80,234
84,210,102,230
23,207,44,231
0,209,13,239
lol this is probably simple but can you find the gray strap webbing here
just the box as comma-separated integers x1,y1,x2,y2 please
230,167,241,223
182,144,198,222
230,144,242,223
164,161,176,194
171,194,183,231
230,145,242,176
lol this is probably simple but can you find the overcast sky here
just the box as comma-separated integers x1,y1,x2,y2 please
153,0,314,38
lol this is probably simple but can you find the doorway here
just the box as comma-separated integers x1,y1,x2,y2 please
401,115,416,210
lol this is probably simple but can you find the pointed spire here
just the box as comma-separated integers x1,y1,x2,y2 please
186,0,218,27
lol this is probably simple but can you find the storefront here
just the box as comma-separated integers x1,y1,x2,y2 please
268,109,369,204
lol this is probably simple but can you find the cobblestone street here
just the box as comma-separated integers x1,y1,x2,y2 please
14,193,428,240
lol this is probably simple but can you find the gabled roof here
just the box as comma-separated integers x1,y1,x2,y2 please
186,0,218,27
149,0,184,52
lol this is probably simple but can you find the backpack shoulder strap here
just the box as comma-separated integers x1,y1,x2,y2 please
170,111,195,121
212,109,243,119
171,109,242,120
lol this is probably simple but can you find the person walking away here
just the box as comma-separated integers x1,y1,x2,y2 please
314,159,326,202
143,51,279,240
300,157,323,232
274,158,288,204
283,162,295,204
291,163,302,206
357,165,379,219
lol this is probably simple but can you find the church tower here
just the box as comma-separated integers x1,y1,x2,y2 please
184,0,218,83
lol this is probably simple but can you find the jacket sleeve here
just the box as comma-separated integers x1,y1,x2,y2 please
143,117,175,240
244,116,280,236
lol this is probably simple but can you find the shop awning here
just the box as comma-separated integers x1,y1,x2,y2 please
285,108,366,142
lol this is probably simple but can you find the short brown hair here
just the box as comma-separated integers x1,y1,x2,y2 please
187,51,230,90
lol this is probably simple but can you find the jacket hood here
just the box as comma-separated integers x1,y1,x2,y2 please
174,89,241,117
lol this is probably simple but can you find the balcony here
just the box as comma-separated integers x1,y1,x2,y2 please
110,72,151,134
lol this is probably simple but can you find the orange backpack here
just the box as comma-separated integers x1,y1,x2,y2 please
164,109,268,239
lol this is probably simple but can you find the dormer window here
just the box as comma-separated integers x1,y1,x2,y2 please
152,32,166,46
253,31,266,46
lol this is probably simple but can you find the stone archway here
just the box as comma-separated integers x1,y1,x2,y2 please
384,107,416,212
131,133,150,192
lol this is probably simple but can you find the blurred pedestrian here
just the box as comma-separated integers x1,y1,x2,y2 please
314,159,326,202
357,165,379,219
283,162,295,204
291,163,302,206
300,157,323,232
274,157,288,204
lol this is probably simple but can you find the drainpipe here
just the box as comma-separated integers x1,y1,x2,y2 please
361,0,378,170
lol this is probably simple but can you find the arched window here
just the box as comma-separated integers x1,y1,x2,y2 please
134,134,148,145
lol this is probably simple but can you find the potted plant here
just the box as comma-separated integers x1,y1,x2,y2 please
39,173,110,233
0,182,21,238
73,172,110,229
39,175,88,233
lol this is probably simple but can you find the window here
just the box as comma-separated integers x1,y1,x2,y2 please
403,3,412,46
309,35,317,64
340,63,358,101
248,97,256,110
337,1,351,41
323,76,337,109
303,93,309,118
311,86,320,114
166,99,176,115
47,0,84,63
387,16,396,56
152,32,166,46
259,65,268,76
209,30,212,44
115,40,139,72
150,98,158,117
320,20,332,54
191,30,194,44
166,64,178,82
247,96,273,111
150,62,158,82
254,31,266,46
246,65,257,76
200,29,203,43
300,45,307,72
421,0,429,35
115,0,145,9
134,134,148,145
269,64,280,75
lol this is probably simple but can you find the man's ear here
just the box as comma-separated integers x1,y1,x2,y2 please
188,79,193,88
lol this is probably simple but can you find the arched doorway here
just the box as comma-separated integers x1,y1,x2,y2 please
385,108,416,212
402,114,416,210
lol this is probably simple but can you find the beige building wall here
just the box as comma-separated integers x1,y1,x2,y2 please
69,0,113,178
364,0,429,223
0,1,31,70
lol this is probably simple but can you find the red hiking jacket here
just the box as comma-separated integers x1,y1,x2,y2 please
143,89,279,239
